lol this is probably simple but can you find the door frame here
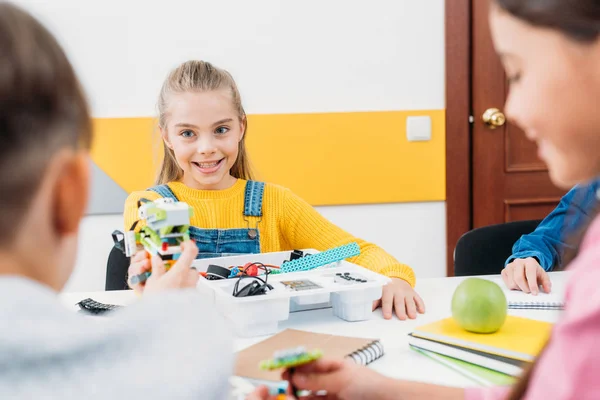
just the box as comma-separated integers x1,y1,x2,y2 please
445,0,472,276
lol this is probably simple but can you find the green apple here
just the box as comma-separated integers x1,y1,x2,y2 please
452,278,507,333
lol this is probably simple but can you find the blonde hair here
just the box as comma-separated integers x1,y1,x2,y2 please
156,60,253,185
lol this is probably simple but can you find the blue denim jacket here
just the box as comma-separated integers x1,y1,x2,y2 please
506,179,600,271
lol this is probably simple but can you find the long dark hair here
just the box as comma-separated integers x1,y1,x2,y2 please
496,0,600,41
493,1,600,398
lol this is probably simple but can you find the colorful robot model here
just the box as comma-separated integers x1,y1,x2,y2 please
124,198,194,267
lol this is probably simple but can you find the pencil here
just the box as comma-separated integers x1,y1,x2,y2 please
129,271,151,285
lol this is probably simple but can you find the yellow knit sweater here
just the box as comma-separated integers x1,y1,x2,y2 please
124,180,415,286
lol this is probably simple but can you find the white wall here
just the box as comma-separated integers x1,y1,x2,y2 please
318,203,447,279
20,0,444,116
15,0,448,292
64,215,123,292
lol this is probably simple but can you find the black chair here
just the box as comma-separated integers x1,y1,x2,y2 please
454,219,542,276
105,245,130,291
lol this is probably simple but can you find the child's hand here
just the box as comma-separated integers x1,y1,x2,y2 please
127,241,199,294
247,358,382,400
372,278,425,320
502,257,552,295
127,250,151,293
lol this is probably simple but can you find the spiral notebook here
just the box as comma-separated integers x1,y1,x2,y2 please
505,286,566,310
235,329,384,381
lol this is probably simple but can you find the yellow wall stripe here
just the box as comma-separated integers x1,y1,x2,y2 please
91,109,445,206
91,117,159,195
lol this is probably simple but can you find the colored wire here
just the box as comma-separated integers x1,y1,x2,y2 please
231,263,272,297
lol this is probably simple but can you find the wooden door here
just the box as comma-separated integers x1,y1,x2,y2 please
471,0,566,228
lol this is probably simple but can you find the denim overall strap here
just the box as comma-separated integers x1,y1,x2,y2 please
244,181,265,217
147,184,179,201
242,181,264,241
189,180,265,256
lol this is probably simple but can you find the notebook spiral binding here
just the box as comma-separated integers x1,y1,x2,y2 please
346,340,385,365
508,301,564,310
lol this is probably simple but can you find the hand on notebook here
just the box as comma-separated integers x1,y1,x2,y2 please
127,241,199,294
502,257,552,295
247,358,386,400
372,278,425,320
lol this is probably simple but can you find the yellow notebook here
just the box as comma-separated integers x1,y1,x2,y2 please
411,316,552,362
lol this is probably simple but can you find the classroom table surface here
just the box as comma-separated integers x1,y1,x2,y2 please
59,271,567,388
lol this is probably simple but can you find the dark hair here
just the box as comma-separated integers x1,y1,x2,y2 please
0,2,91,245
493,2,600,398
495,0,600,42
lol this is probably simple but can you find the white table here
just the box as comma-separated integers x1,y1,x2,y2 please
59,272,567,388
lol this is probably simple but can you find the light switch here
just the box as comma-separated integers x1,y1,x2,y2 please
406,116,432,142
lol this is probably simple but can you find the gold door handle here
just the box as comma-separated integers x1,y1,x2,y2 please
482,108,506,129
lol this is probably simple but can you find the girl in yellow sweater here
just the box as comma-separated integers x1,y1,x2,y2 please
124,60,425,320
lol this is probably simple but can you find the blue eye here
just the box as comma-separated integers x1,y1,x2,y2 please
215,126,229,135
180,130,195,138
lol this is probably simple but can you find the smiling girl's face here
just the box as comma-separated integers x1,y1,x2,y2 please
162,90,245,190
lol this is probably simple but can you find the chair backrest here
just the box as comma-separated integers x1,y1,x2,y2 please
454,219,542,276
105,245,130,291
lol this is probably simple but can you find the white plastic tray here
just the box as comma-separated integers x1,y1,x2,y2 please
192,249,391,337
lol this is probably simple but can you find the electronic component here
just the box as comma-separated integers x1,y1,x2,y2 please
334,272,368,284
77,298,122,315
232,276,273,297
206,264,231,280
280,242,360,273
281,280,322,291
289,249,304,261
240,262,279,276
232,263,274,297
243,263,259,276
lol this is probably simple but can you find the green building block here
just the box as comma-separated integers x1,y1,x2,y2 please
260,347,323,371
